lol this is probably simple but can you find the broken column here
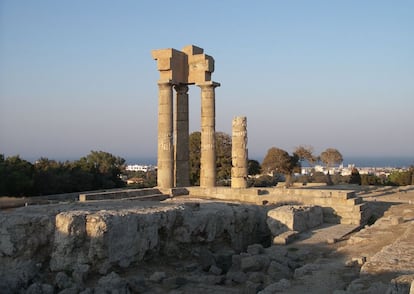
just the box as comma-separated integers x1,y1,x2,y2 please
231,116,248,188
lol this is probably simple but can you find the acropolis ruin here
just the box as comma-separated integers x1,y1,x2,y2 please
0,45,413,294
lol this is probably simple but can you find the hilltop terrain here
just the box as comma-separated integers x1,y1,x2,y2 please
0,185,413,293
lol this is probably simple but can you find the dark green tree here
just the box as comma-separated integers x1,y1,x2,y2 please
67,161,95,192
189,132,201,185
248,159,261,175
75,151,126,189
251,175,278,187
388,170,412,186
0,154,5,194
33,158,68,195
348,167,362,185
1,155,34,196
215,132,232,185
361,174,377,185
189,131,232,186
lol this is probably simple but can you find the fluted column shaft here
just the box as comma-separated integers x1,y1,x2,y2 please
157,81,174,189
199,82,220,188
231,116,248,188
174,84,190,187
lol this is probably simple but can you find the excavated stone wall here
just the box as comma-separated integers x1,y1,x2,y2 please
0,200,270,292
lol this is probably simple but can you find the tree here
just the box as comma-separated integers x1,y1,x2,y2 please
189,132,201,185
34,158,68,195
0,154,5,194
189,131,233,186
215,132,232,184
1,155,34,196
361,174,383,186
75,151,126,189
294,145,317,166
388,170,412,186
348,167,362,185
319,148,343,186
251,175,278,187
248,159,261,175
320,148,343,170
261,147,299,187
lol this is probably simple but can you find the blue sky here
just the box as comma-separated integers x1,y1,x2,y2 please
1,0,413,163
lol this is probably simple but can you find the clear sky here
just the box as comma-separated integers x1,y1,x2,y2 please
1,0,413,163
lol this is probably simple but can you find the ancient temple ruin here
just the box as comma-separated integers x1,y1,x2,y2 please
152,45,220,189
3,45,398,294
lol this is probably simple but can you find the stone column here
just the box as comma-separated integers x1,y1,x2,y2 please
198,82,220,188
231,116,248,188
157,81,174,189
174,84,190,187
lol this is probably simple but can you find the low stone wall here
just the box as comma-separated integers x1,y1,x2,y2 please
187,187,370,225
79,188,165,201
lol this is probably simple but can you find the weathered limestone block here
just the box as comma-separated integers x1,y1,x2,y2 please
25,282,54,294
267,260,292,281
258,278,291,294
267,205,323,236
0,212,54,258
293,263,321,278
0,211,55,290
272,230,299,245
182,45,215,84
388,274,414,294
226,270,247,284
247,244,264,255
50,207,179,272
47,202,268,275
170,202,269,253
240,255,270,272
151,48,188,84
149,271,167,283
96,271,129,294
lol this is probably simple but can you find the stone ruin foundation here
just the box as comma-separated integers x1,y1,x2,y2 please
0,188,375,293
0,199,272,292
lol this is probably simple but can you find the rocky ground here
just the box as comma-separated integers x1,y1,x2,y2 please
276,186,414,294
1,186,413,293
139,187,414,294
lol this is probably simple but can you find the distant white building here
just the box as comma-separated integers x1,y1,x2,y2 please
126,164,156,172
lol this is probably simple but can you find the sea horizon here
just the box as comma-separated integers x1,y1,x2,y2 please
340,156,414,168
15,154,414,169
125,155,413,168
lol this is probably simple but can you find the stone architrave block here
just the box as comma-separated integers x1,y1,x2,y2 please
267,205,323,236
151,48,188,84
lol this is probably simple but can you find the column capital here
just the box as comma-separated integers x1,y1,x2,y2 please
173,84,189,94
197,81,220,89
